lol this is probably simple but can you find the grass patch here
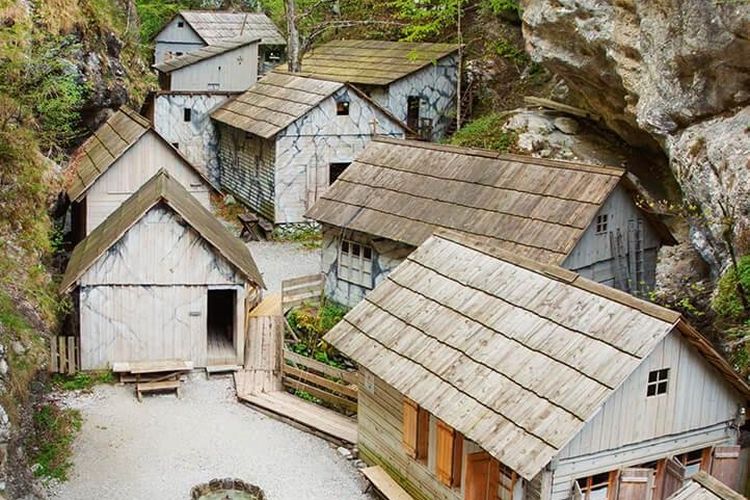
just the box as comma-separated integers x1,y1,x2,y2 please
51,371,114,391
450,112,518,152
273,226,322,250
711,255,750,320
29,403,83,481
287,300,348,367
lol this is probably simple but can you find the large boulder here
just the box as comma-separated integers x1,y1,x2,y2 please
521,0,750,271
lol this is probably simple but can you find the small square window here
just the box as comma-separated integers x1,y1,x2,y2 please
183,108,192,122
352,243,360,257
338,239,373,288
177,21,184,28
341,241,349,253
336,101,350,115
595,214,609,233
646,368,669,396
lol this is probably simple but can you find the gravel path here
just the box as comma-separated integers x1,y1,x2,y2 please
49,376,370,500
246,240,320,293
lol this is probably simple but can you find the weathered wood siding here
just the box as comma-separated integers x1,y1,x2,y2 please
273,87,406,223
370,53,458,141
78,206,248,369
359,369,525,500
218,124,276,221
154,15,206,64
168,42,259,92
549,330,743,499
321,226,413,308
563,185,662,294
84,131,210,234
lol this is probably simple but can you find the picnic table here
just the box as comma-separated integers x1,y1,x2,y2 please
112,360,194,401
238,213,273,241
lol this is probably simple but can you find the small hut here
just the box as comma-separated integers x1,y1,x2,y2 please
61,170,264,370
66,107,213,240
324,230,749,500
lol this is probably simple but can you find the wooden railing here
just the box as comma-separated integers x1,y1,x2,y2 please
50,336,79,374
281,274,324,312
283,349,358,414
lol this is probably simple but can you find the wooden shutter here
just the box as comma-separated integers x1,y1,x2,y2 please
452,432,464,488
710,445,741,491
465,452,499,500
661,457,686,499
416,407,430,461
618,468,654,500
402,398,418,458
436,420,455,485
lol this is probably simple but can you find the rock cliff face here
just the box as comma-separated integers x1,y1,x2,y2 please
521,0,750,272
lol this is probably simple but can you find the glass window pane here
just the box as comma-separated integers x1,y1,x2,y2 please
341,241,349,253
352,244,360,257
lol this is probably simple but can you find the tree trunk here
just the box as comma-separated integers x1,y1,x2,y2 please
285,0,302,72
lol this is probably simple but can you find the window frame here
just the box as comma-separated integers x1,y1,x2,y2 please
498,463,517,500
575,471,618,500
338,239,373,289
177,20,184,28
646,368,669,397
336,100,350,116
595,213,609,234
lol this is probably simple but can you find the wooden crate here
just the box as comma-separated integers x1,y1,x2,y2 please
49,336,79,374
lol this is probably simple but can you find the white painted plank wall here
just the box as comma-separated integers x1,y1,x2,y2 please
81,207,243,286
169,42,259,92
154,15,205,64
85,131,211,234
79,284,207,369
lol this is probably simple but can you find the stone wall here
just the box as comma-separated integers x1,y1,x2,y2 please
154,93,232,183
321,226,413,309
371,53,459,141
273,87,406,224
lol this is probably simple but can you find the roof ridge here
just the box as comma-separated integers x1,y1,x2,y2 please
435,229,680,324
372,137,626,176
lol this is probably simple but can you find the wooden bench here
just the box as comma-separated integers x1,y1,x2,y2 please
238,213,273,241
136,380,181,402
362,466,412,500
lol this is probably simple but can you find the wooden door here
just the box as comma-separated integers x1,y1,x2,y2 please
465,452,499,500
710,445,741,491
661,458,686,499
618,468,654,500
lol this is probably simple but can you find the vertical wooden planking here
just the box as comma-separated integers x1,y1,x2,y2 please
67,336,76,374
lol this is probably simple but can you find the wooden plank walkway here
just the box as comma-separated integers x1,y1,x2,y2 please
236,389,357,444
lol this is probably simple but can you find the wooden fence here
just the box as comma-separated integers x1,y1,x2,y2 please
283,349,358,414
281,274,324,312
49,336,79,374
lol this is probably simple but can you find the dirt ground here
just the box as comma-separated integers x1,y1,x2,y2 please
246,240,320,293
48,376,371,500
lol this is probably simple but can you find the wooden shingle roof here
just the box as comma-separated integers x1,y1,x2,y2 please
668,472,747,500
324,231,749,481
281,39,459,86
153,36,260,73
66,107,150,202
211,72,344,138
306,138,632,264
179,11,285,46
60,170,264,292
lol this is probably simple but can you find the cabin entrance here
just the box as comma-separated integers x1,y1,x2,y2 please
407,96,421,131
207,289,237,365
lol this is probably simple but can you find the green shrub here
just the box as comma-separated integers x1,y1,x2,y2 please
287,300,348,366
52,371,114,391
29,403,83,481
711,255,750,320
450,112,517,152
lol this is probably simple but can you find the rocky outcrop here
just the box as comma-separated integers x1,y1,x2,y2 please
521,0,750,272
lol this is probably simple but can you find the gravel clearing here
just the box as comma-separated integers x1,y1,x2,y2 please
49,376,371,500
246,240,320,293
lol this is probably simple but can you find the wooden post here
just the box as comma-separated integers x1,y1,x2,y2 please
67,337,76,374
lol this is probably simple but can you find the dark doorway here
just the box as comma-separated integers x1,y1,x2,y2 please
329,162,351,185
207,289,236,365
407,96,421,131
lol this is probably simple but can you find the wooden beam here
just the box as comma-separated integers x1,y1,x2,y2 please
284,365,358,399
523,96,600,121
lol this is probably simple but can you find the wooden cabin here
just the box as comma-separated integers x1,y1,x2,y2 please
151,37,261,181
153,11,285,75
60,170,264,370
211,72,409,225
324,230,750,500
282,40,459,141
66,107,213,240
667,472,747,500
153,36,260,92
306,138,676,307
